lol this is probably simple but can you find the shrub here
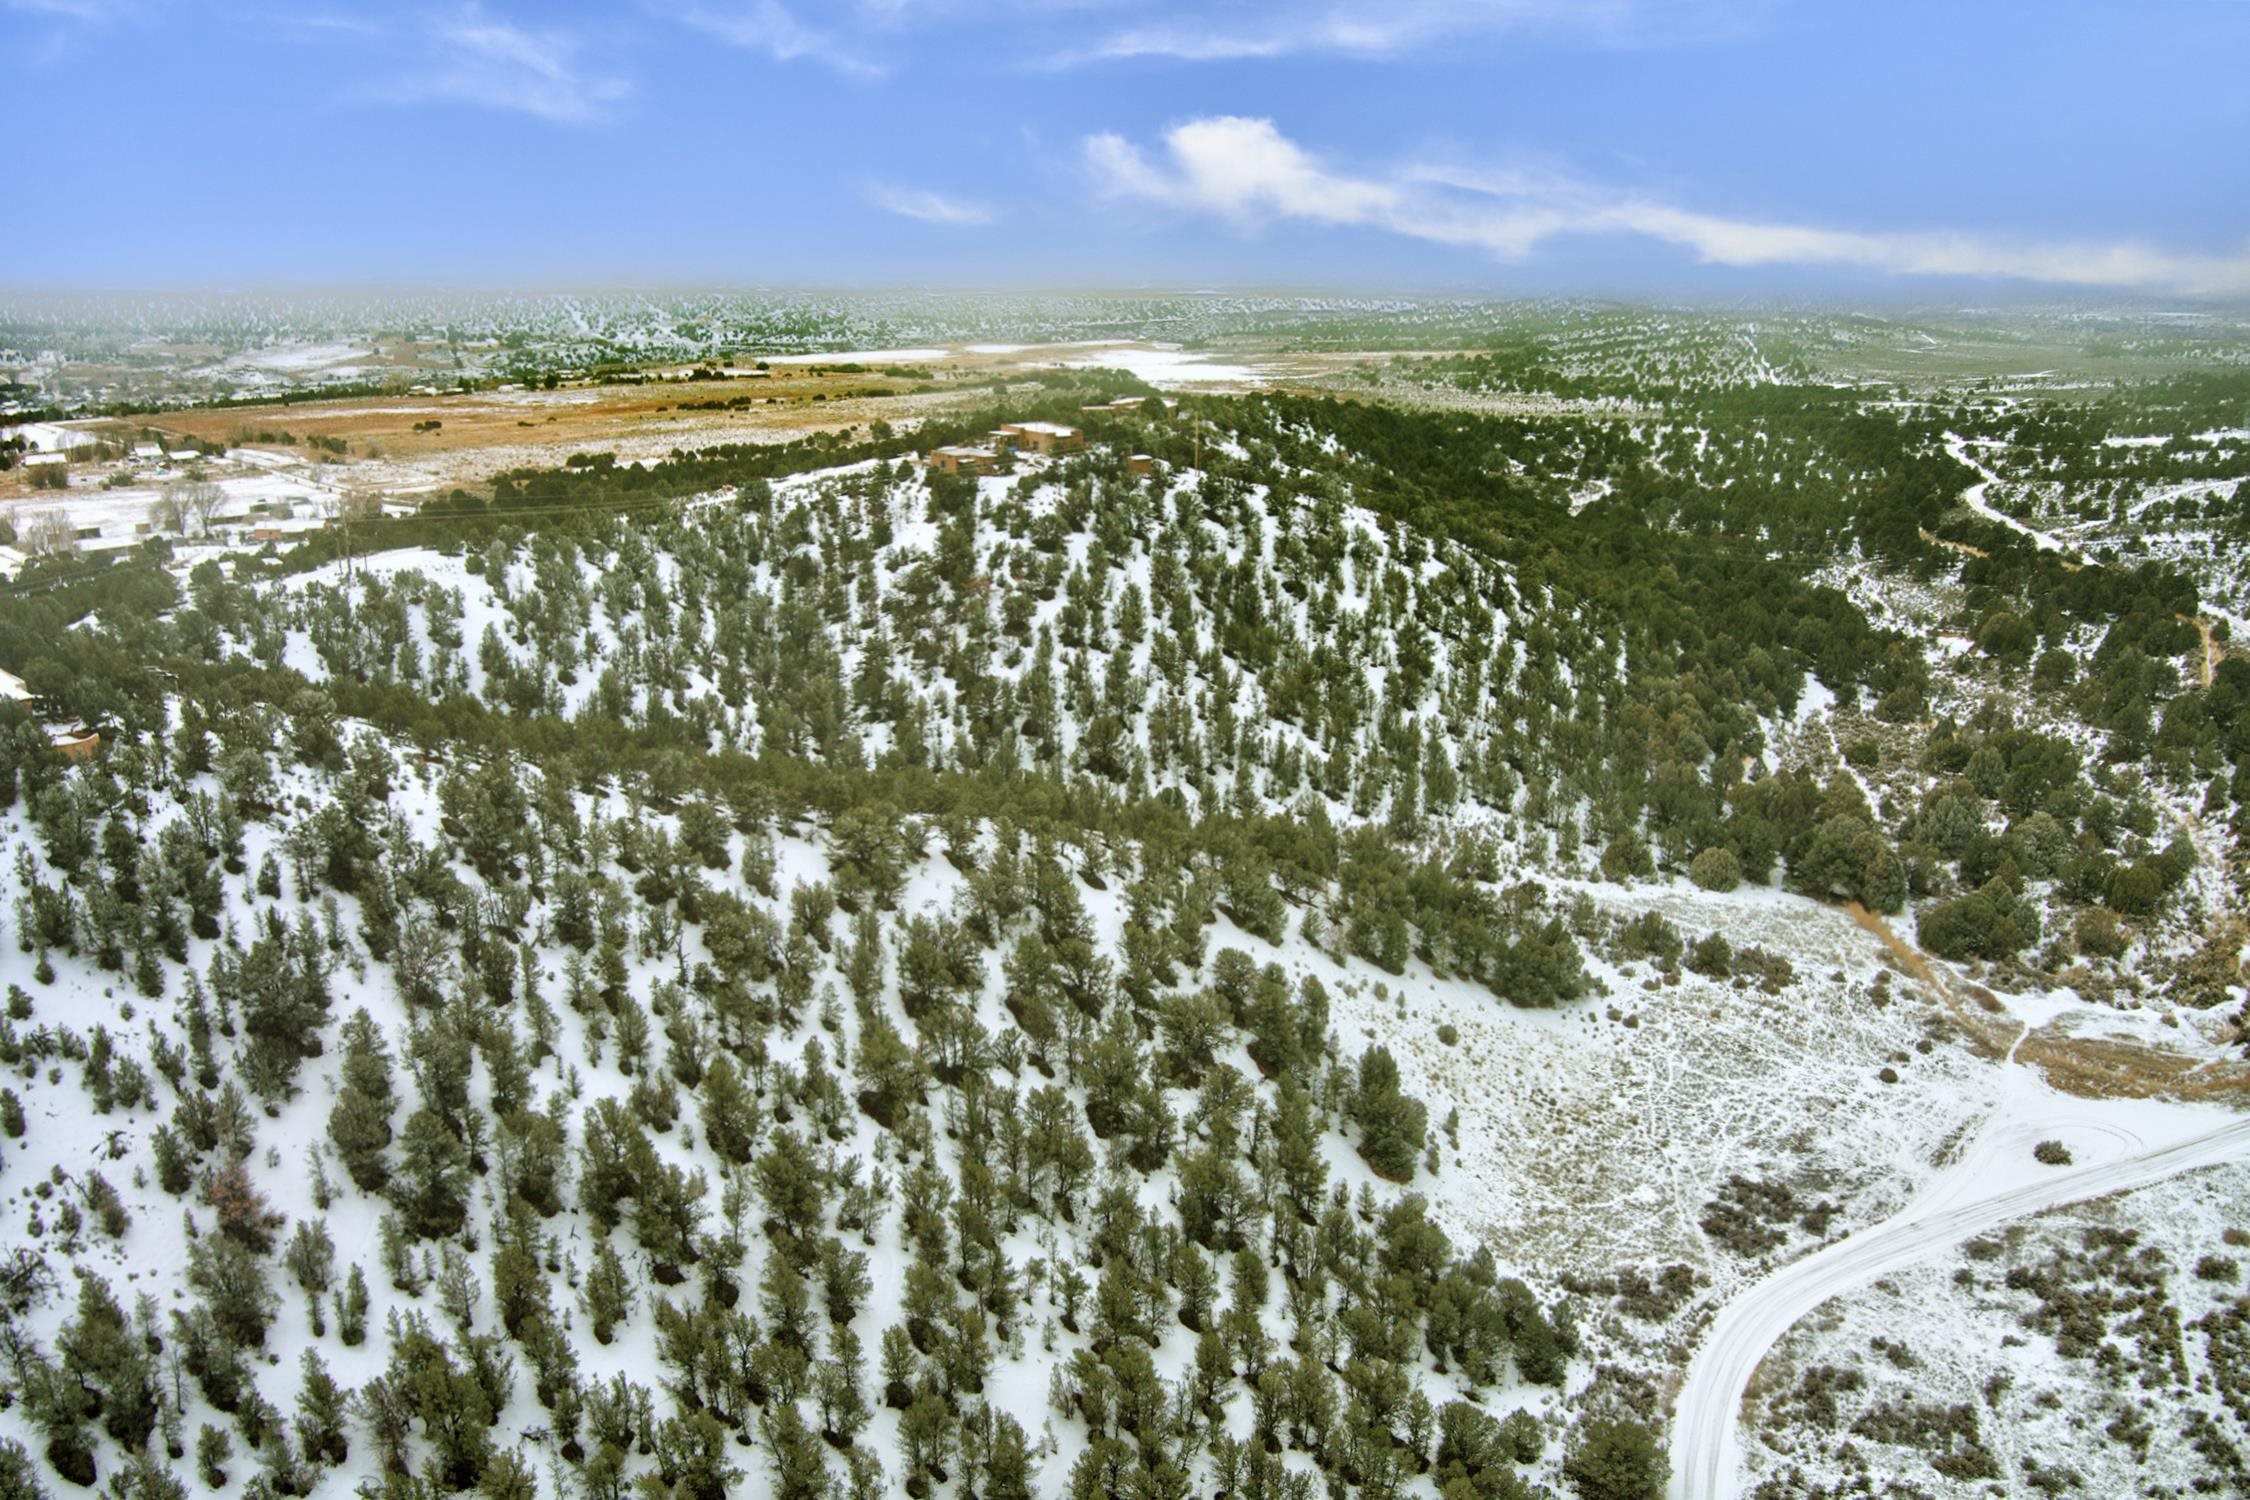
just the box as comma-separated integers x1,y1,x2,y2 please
1563,1418,1666,1500
1685,932,1732,978
2033,1139,2072,1166
1689,847,1741,893
2073,908,2126,959
1616,911,1681,965
1601,829,1653,883
1700,1176,1798,1257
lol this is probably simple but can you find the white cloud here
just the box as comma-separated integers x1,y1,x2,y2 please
865,183,999,225
656,0,884,76
1086,116,2250,298
1,0,117,16
3,0,128,57
661,0,1760,70
393,10,630,124
1051,0,1757,66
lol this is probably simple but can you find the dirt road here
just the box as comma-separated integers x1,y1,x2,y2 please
1941,433,2085,570
1669,1073,2250,1498
2181,611,2223,689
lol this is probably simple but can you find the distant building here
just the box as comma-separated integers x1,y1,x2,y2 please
926,445,1000,476
0,669,33,706
1126,454,1157,476
995,422,1084,456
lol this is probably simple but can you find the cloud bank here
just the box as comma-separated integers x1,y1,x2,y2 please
1085,116,2250,297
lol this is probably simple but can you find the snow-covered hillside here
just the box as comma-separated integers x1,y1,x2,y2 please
0,388,2240,1500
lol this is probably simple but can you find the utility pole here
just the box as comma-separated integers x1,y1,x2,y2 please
336,490,362,630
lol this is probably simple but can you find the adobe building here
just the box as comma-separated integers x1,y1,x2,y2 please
995,422,1084,456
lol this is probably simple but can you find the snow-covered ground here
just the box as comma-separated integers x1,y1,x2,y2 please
1674,1054,2250,1498
1061,345,1280,388
1737,1153,2250,1498
759,348,948,365
0,460,354,570
11,422,103,453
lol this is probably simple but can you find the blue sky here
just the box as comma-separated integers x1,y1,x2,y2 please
5,0,2247,297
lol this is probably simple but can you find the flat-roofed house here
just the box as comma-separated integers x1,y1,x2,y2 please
996,421,1084,456
926,445,1000,477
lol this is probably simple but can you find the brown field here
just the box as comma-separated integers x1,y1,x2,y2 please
125,365,993,492
6,339,1388,502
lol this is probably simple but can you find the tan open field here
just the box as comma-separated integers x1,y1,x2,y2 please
127,365,984,490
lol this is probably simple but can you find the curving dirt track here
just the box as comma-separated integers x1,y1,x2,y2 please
1669,1081,2250,1498
1672,898,2250,1496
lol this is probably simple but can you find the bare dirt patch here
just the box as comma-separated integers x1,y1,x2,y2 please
1845,901,2250,1104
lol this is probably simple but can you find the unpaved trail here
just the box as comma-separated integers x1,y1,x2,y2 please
1843,900,2250,1100
2181,611,2223,688
1843,901,2012,1055
1669,1084,2250,1498
1672,902,2250,1497
1940,433,2085,569
1917,526,1988,560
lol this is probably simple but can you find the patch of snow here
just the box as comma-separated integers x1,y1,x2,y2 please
759,348,946,365
1061,345,1277,389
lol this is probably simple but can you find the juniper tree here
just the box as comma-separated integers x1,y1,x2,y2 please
580,1232,634,1349
184,1232,276,1349
294,1349,349,1467
283,1220,335,1335
1350,1046,1427,1184
392,1108,472,1240
335,1264,370,1346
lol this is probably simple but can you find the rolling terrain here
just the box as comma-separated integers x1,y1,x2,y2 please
0,300,2243,1499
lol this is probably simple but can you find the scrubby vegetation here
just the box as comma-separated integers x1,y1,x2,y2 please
0,298,2242,1499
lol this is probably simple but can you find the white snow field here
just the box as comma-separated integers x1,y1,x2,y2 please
1670,1055,2250,1499
759,348,947,365
1060,346,1276,388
